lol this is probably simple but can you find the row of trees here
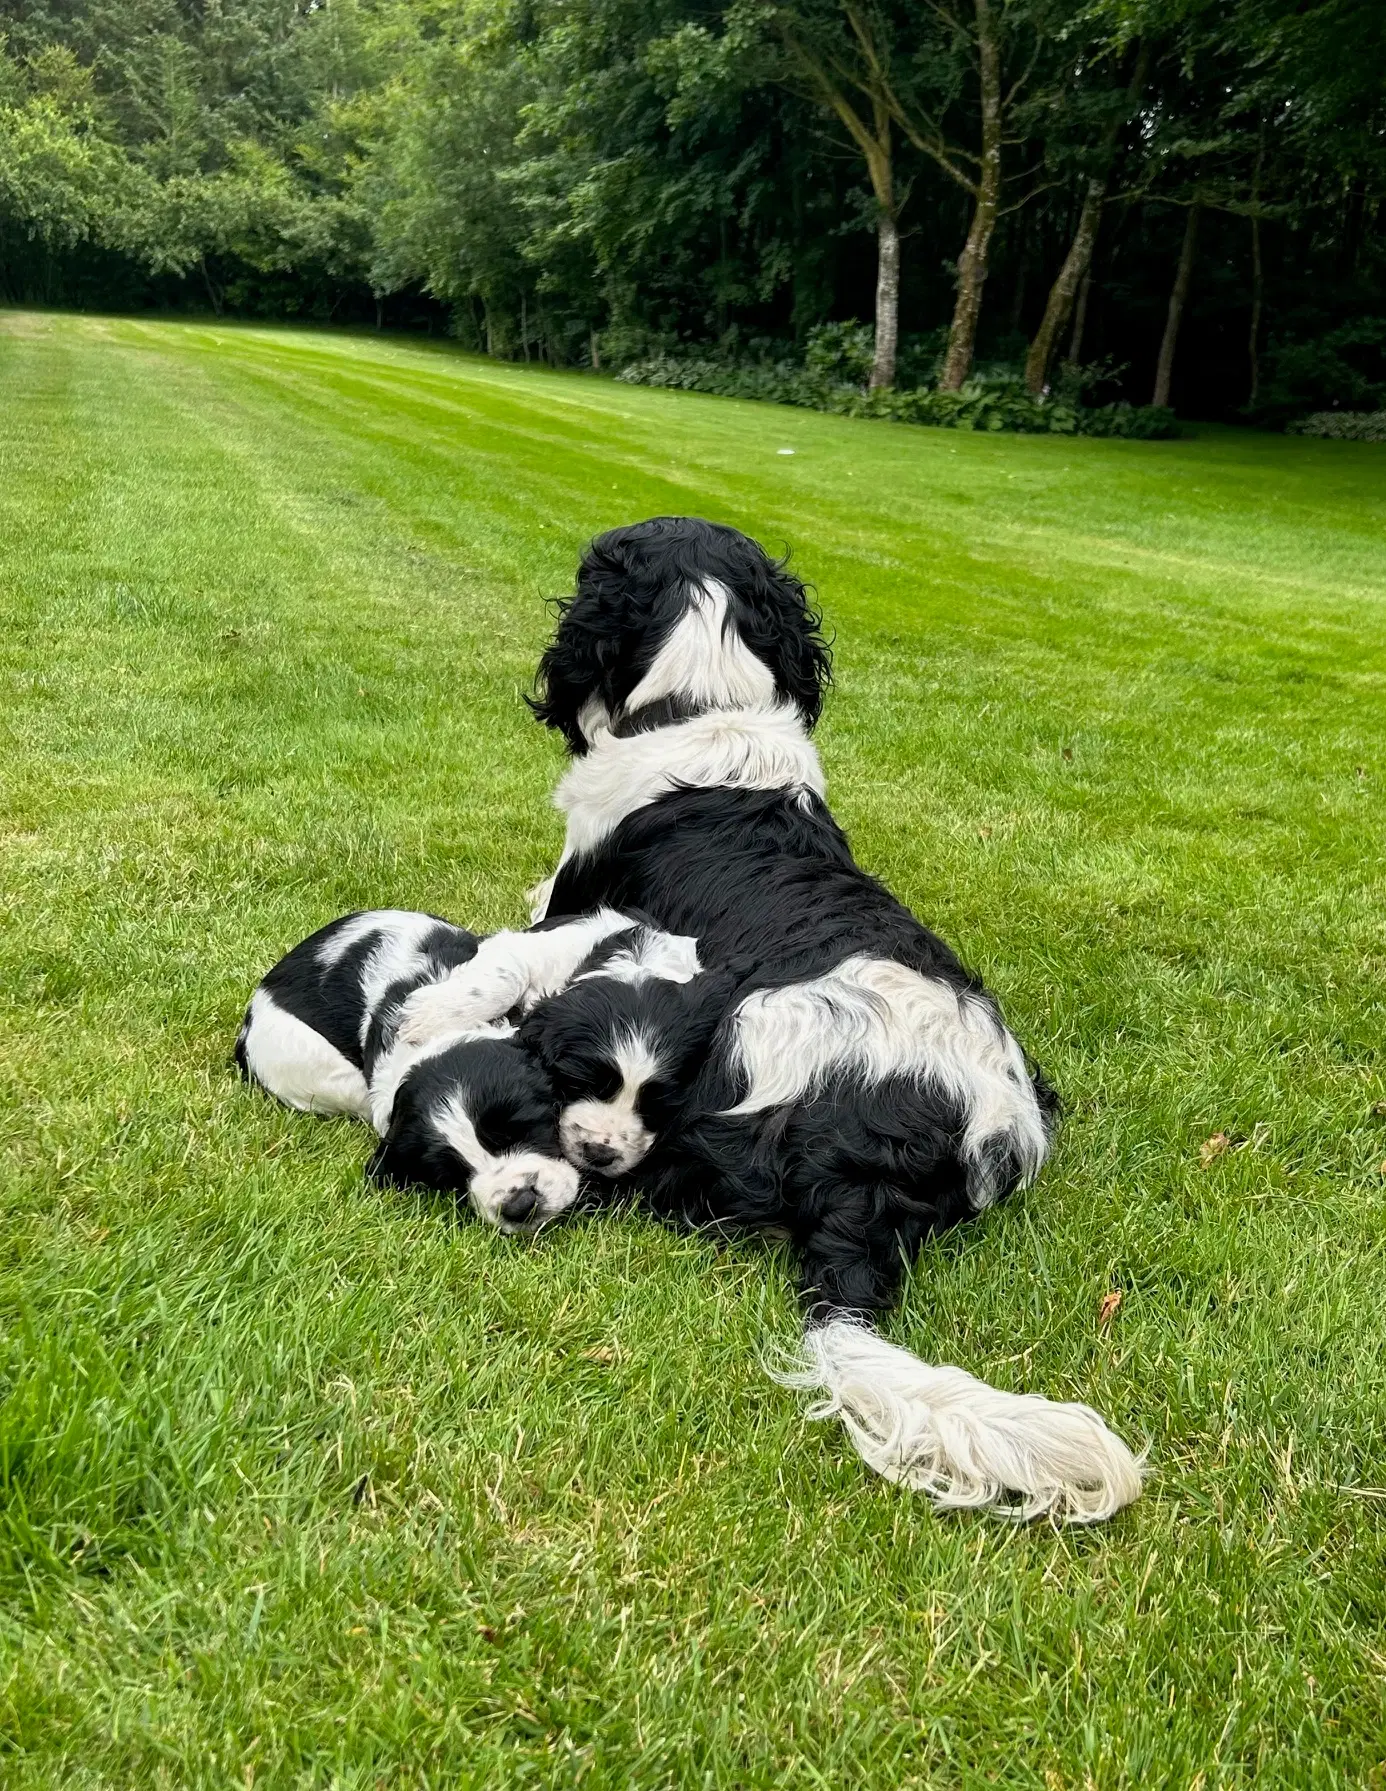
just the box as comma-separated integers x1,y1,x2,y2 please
2,0,1383,419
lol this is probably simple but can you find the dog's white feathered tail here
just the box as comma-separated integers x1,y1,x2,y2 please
772,1318,1144,1524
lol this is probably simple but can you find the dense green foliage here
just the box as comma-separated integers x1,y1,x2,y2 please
5,311,1386,1781
1290,408,1386,440
618,343,1179,434
0,0,1382,420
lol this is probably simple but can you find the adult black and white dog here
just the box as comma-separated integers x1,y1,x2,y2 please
421,516,1144,1523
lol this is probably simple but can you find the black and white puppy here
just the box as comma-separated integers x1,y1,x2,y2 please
235,910,579,1233
239,906,721,1224
392,908,727,1180
513,515,1144,1525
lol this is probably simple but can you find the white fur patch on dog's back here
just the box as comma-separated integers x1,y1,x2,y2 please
314,910,439,969
355,917,461,1045
720,956,1049,1204
240,989,372,1120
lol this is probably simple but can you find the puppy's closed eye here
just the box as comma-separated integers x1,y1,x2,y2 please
474,1101,552,1157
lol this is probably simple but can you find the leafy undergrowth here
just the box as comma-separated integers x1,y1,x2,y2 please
618,354,1179,438
2,313,1386,1787
1289,410,1386,441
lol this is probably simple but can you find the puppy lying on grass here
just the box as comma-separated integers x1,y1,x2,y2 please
235,907,724,1231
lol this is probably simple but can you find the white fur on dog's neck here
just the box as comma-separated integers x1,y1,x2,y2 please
545,703,825,902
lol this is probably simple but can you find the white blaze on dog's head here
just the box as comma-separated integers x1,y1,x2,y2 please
577,927,701,987
620,580,777,723
558,1030,664,1176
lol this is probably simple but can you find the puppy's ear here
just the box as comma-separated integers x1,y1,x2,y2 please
677,968,740,1054
516,1000,576,1074
366,1109,425,1189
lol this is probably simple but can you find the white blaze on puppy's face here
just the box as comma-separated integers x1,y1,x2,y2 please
558,1031,663,1175
433,1092,580,1232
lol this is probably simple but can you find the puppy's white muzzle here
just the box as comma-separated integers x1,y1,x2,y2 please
470,1152,580,1233
560,1101,654,1176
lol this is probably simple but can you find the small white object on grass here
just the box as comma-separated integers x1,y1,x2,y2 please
777,447,795,456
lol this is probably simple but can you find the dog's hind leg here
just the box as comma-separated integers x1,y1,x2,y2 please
236,991,372,1120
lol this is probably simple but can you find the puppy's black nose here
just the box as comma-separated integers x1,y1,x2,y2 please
500,1181,540,1225
580,1141,619,1169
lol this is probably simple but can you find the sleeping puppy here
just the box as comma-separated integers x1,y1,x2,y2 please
365,1032,575,1234
392,907,729,1182
238,906,722,1224
235,909,579,1233
518,932,736,1178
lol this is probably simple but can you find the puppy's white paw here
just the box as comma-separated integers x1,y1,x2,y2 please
395,978,491,1046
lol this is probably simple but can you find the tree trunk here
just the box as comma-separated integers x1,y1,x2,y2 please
939,0,1001,391
1338,184,1365,278
520,292,530,362
1248,214,1262,406
1024,176,1105,393
1026,44,1146,394
1152,202,1199,409
779,34,904,388
870,207,900,389
199,256,223,317
590,329,601,371
1065,269,1091,367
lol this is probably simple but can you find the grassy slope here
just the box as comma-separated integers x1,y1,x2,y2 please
2,310,1385,1788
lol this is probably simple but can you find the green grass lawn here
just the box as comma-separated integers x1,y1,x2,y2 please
3,309,1386,1788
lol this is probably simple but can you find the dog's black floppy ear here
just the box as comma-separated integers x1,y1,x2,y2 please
366,1102,443,1190
515,995,582,1076
529,532,646,752
529,605,610,754
365,1124,410,1188
725,542,833,731
678,967,741,1047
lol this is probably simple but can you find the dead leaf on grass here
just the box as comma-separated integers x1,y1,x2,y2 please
1098,1291,1122,1327
1199,1132,1231,1167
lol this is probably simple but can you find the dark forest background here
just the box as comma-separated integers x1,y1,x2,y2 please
1,0,1382,423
